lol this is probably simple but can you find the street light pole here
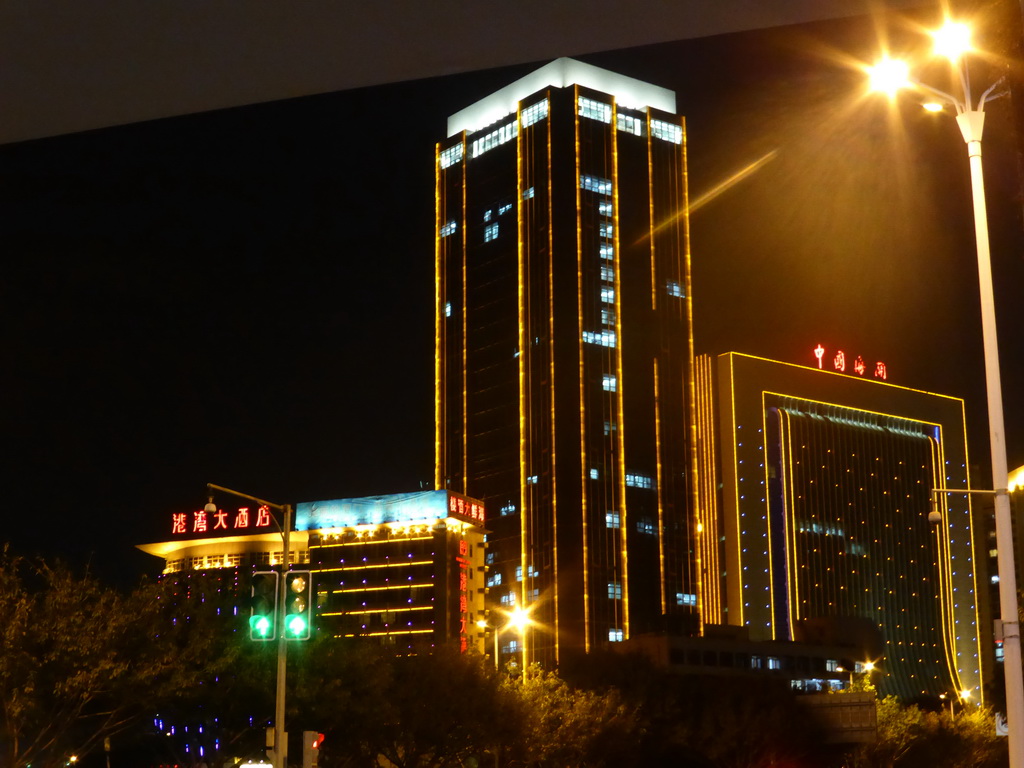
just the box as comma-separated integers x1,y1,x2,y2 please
869,24,1021,767
207,484,292,768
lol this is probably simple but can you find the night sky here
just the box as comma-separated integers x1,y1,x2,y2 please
3,9,1022,587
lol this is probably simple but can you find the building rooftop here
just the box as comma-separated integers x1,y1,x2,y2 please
446,57,676,137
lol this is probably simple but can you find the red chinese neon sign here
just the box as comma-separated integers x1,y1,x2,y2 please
456,538,470,653
813,345,887,380
171,504,275,535
449,494,485,524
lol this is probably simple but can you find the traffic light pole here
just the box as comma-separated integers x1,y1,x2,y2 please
206,484,293,768
274,503,292,768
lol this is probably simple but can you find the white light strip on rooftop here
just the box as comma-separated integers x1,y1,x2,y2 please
447,57,676,137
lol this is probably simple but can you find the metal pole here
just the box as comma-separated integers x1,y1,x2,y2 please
956,109,1024,768
274,503,292,768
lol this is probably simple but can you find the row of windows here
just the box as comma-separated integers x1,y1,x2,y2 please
484,222,499,242
617,113,642,136
578,96,612,123
472,120,518,158
625,473,653,489
651,119,683,144
580,175,612,195
440,220,457,237
522,99,549,128
583,330,616,347
439,143,464,168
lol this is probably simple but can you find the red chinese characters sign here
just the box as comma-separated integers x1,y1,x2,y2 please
813,345,887,381
456,538,470,653
171,505,275,536
448,494,485,524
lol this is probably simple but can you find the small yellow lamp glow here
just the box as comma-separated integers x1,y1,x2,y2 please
868,57,911,96
476,619,488,630
960,688,973,700
862,660,875,672
922,102,944,112
932,21,972,61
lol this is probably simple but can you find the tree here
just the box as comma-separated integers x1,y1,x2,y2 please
0,548,224,768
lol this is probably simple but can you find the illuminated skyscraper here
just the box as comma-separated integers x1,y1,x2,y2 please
707,352,985,700
435,59,698,666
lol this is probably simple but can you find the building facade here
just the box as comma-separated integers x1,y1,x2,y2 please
706,352,984,700
435,59,698,667
138,490,487,654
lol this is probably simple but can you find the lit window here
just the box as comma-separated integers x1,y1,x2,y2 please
515,566,523,581
502,639,520,654
599,223,613,239
606,512,621,529
500,502,516,516
599,244,615,260
826,659,840,672
616,113,642,135
580,175,612,195
526,475,539,485
486,573,503,587
485,552,495,564
608,582,622,599
589,468,599,480
500,592,515,606
445,302,452,317
676,593,697,606
750,656,764,670
578,96,612,123
484,223,499,242
609,628,624,642
484,209,492,222
600,265,614,283
636,518,655,535
439,143,465,168
625,473,653,489
601,308,615,327
603,421,616,435
602,374,617,392
498,203,513,216
440,220,457,237
666,281,684,297
471,120,519,158
582,330,616,347
992,575,1001,584
522,186,536,200
600,287,615,303
521,99,549,127
599,200,613,217
650,119,683,144
768,657,782,670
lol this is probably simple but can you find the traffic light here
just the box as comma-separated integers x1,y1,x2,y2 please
301,731,324,768
284,571,313,640
249,571,279,641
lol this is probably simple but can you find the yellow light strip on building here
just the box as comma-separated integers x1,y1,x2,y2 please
574,86,591,652
679,118,702,634
957,397,984,699
333,535,433,546
323,605,433,616
778,407,797,639
516,99,530,667
435,141,445,490
647,113,657,311
726,354,745,627
611,97,629,638
344,629,435,638
316,560,433,572
547,96,560,664
461,133,469,490
333,583,434,594
654,358,667,615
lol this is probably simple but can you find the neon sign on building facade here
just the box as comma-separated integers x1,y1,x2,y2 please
813,344,887,380
170,505,275,536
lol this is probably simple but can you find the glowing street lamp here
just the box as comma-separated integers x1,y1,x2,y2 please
868,20,1021,768
481,605,533,672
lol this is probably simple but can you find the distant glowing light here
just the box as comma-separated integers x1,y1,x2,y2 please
922,102,944,113
932,21,972,61
868,57,910,97
813,345,825,369
833,350,846,372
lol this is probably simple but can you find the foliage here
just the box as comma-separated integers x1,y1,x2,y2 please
0,547,225,768
841,696,1007,768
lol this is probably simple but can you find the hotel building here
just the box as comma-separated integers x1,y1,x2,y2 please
138,490,487,654
702,352,984,700
435,59,697,667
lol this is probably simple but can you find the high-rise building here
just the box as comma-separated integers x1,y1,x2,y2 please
435,59,698,667
704,352,985,700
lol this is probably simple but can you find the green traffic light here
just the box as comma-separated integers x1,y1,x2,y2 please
286,614,308,637
250,614,273,638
